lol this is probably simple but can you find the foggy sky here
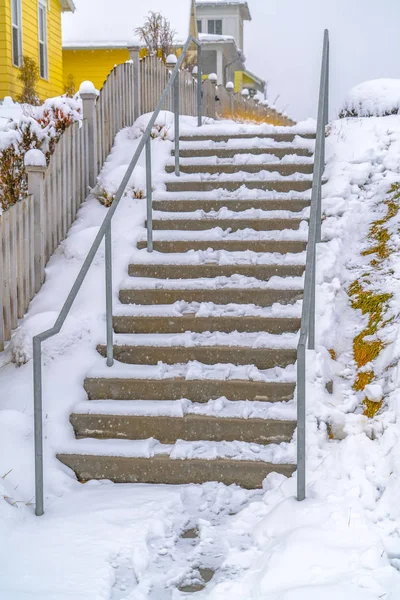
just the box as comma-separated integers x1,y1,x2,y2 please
243,0,400,121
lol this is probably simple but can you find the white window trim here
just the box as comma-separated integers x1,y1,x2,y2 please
38,0,48,80
11,0,23,68
207,19,223,36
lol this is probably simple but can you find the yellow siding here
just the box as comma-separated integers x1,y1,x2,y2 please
0,0,65,101
63,49,130,92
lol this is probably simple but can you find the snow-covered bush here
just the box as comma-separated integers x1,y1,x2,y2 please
340,79,400,118
0,96,81,211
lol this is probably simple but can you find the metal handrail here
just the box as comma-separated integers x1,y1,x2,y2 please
32,35,202,516
297,29,329,501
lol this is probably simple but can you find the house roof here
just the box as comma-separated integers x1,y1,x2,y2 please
196,1,251,21
60,0,75,12
62,0,193,49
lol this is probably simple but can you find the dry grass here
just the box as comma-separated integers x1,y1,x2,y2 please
347,183,400,418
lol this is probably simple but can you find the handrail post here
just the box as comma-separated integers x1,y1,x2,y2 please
105,220,113,366
33,336,44,516
297,342,306,501
174,75,180,176
315,30,329,244
197,44,202,127
146,138,153,252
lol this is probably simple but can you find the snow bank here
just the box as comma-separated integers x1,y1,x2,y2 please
340,79,400,118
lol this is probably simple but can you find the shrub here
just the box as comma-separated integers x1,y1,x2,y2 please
17,56,40,105
135,12,176,61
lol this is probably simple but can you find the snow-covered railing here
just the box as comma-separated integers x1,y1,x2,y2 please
31,35,202,516
297,29,329,501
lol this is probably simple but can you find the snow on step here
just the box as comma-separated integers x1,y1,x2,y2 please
86,358,297,383
72,398,296,421
107,331,299,350
119,274,304,291
129,249,307,266
57,436,295,464
113,300,303,319
166,154,314,167
152,208,309,220
137,226,308,242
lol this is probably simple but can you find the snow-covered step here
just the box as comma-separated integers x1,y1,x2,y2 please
150,216,305,232
136,238,307,254
179,132,315,142
165,162,314,176
97,341,297,369
118,281,303,306
113,313,301,335
152,197,311,213
57,452,296,489
127,261,305,280
175,146,313,159
70,411,296,445
166,178,313,193
84,375,296,403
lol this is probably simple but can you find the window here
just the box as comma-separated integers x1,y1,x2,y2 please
38,0,48,79
207,19,222,35
11,0,22,67
197,20,202,33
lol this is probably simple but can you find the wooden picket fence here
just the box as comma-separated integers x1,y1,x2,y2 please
140,54,198,116
0,53,293,350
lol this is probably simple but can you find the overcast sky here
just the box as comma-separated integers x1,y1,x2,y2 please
243,0,400,121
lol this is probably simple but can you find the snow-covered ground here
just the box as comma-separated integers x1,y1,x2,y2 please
2,108,400,598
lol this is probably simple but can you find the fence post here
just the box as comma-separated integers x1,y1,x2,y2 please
80,81,99,190
25,150,47,293
128,44,141,121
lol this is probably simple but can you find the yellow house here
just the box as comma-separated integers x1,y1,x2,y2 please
62,0,197,92
0,0,75,101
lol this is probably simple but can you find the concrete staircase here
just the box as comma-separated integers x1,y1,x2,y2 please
58,130,314,489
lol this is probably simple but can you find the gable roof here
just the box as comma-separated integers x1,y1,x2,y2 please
196,1,251,21
62,0,194,49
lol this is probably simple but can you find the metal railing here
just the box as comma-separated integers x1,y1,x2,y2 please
32,35,202,516
297,29,329,501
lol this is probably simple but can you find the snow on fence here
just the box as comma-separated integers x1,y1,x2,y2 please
0,120,89,349
0,51,292,350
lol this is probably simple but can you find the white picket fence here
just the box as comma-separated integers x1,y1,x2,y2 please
0,52,293,350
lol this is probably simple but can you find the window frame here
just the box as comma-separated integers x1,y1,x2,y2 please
197,19,202,34
207,19,223,35
11,0,23,68
38,0,48,80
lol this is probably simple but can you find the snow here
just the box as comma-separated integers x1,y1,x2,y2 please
79,80,99,96
340,79,400,118
3,108,400,598
24,149,47,168
62,0,193,48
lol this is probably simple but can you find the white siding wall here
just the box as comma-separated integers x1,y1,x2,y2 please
197,5,244,49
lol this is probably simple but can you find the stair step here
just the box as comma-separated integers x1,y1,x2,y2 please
179,133,315,142
150,217,303,231
165,163,314,176
119,286,303,306
97,344,297,369
166,180,312,193
175,147,313,159
56,453,296,488
70,413,296,444
113,314,301,334
136,239,307,253
84,377,296,402
152,199,311,212
127,263,305,279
